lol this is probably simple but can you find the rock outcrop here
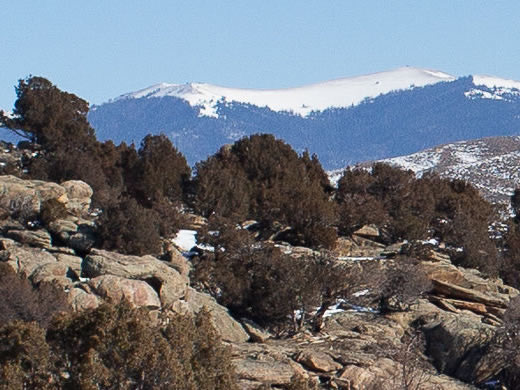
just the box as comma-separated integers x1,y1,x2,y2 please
0,175,248,345
82,249,189,306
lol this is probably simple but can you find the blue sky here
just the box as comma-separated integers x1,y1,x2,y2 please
2,1,519,110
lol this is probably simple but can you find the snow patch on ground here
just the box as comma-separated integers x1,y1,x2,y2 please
337,256,378,261
172,229,215,253
327,169,344,187
464,89,505,100
384,151,441,176
172,229,198,252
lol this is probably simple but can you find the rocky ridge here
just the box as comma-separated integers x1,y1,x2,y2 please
0,175,518,389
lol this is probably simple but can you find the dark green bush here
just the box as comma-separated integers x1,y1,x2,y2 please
96,197,162,255
194,135,336,249
130,134,191,206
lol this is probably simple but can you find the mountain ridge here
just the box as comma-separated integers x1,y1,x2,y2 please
109,67,456,118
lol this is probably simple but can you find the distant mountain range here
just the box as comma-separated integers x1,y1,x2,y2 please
85,67,520,169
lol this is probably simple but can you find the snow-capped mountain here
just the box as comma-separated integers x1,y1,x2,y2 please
88,67,520,170
375,136,520,205
115,67,455,118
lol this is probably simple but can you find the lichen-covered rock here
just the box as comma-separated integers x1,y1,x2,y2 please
0,175,66,216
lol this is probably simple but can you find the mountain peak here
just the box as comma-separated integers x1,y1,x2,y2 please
112,67,456,118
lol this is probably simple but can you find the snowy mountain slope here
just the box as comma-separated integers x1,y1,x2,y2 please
89,68,520,170
375,136,520,205
114,67,455,117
